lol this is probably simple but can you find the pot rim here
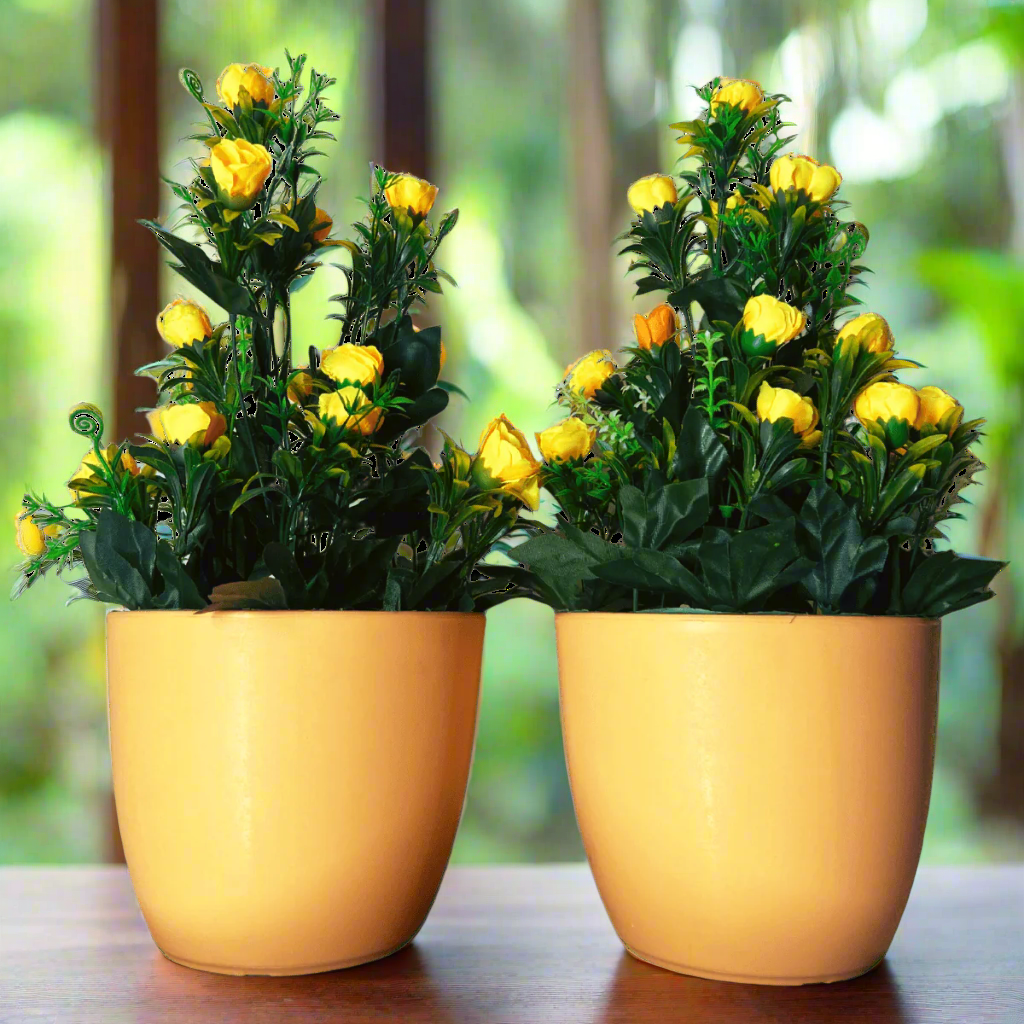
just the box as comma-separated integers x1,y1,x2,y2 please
554,610,939,625
105,608,485,619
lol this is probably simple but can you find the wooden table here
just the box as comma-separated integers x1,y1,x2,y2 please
1,866,1021,1023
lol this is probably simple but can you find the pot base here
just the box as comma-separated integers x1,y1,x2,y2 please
624,945,884,987
159,937,412,977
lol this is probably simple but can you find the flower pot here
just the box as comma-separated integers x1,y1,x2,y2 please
107,609,483,976
556,612,940,986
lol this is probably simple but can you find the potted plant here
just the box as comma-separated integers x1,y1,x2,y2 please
513,77,1006,985
13,55,539,976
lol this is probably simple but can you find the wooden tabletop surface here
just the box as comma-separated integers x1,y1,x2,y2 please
1,865,1021,1023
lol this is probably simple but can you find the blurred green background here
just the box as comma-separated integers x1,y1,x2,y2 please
1,0,1022,863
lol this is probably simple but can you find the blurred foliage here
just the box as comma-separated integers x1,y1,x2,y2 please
1,0,1021,864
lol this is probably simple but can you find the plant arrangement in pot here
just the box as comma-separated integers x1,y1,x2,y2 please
13,54,539,976
515,77,1007,985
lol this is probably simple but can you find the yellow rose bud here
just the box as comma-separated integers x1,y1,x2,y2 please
632,303,678,351
836,312,893,355
472,415,542,510
385,174,439,217
147,402,228,447
156,298,213,348
536,417,595,463
565,350,616,399
439,339,447,372
287,370,315,405
855,381,919,448
741,295,806,357
216,63,275,109
15,512,60,558
708,193,746,219
710,77,764,115
769,154,842,203
319,344,384,387
756,382,819,440
627,173,678,215
914,386,963,432
318,387,384,436
68,446,139,500
311,207,332,243
209,138,273,210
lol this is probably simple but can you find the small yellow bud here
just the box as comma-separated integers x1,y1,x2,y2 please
209,138,273,210
15,511,60,558
741,295,806,357
769,154,842,203
472,415,542,510
216,63,275,109
837,313,893,355
914,386,962,432
385,174,439,217
147,402,228,447
318,387,384,436
627,174,678,214
156,299,213,348
710,77,764,115
319,344,384,388
756,383,820,441
536,417,595,463
564,350,616,399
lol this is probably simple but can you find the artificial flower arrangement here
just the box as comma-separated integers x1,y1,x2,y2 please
13,54,539,612
516,76,1006,616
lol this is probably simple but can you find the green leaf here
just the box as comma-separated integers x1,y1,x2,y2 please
672,405,728,483
900,551,1006,617
79,510,157,609
141,220,252,314
152,541,206,609
798,485,887,613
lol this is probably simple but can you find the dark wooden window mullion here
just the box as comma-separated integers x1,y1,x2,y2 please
97,0,162,862
380,0,432,178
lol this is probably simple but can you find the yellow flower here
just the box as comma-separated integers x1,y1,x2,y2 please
769,154,842,203
15,512,60,558
439,339,447,372
741,295,806,357
385,174,439,217
632,303,678,350
287,370,314,405
855,381,919,448
915,386,962,432
708,193,746,219
216,63,275,109
711,77,764,115
319,344,384,387
318,387,384,436
756,382,820,442
147,402,228,446
311,207,332,243
565,350,616,399
69,446,140,501
627,174,678,214
209,138,273,210
536,417,595,463
836,313,893,355
472,415,542,510
855,382,919,427
156,299,213,348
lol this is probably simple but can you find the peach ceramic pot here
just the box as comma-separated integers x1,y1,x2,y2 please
556,612,941,986
107,609,483,976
